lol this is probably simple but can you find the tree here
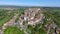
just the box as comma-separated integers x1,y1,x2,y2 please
4,26,24,34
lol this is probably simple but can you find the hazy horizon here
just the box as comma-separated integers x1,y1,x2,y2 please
0,0,60,7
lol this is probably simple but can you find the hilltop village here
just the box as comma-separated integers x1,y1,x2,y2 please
0,8,60,34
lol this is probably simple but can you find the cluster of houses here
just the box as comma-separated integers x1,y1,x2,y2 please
19,8,44,26
16,8,60,34
45,18,60,34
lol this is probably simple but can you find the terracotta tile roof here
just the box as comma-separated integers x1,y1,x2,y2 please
57,29,60,32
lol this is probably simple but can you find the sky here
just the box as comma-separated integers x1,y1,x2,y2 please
0,0,60,7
